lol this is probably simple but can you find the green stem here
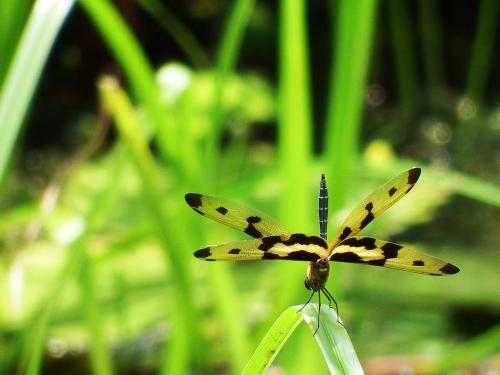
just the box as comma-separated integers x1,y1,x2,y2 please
206,0,256,182
0,0,32,84
79,0,176,164
136,0,210,67
99,78,198,374
80,256,114,375
465,0,498,104
324,0,378,212
388,0,418,117
418,0,445,105
278,0,312,228
275,0,313,316
0,0,74,187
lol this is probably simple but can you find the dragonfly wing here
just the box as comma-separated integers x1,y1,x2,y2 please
329,236,459,275
194,233,330,261
331,168,421,248
185,193,290,238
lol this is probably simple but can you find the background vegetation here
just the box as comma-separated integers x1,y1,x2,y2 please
0,0,499,374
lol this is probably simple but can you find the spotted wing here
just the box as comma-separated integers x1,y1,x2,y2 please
185,193,290,238
329,236,459,275
330,168,421,249
194,233,329,261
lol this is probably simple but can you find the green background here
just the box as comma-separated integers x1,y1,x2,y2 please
0,0,499,374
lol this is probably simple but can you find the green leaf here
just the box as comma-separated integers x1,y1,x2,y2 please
299,304,364,375
0,0,75,187
79,0,174,162
242,304,363,375
324,0,378,212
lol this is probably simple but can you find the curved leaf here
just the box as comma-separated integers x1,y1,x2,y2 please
242,304,363,375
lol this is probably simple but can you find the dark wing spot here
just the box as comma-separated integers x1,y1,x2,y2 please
258,236,280,251
193,208,204,216
430,273,442,276
206,259,216,262
185,193,202,208
247,216,262,224
359,202,375,230
367,259,386,266
229,248,241,254
381,242,402,258
194,247,212,258
285,233,327,248
245,216,263,238
216,206,228,215
388,187,397,196
440,263,460,274
340,237,377,250
245,224,262,238
407,168,421,185
359,212,374,229
262,252,280,259
338,227,352,241
284,233,308,244
283,250,321,261
330,252,362,262
413,260,424,266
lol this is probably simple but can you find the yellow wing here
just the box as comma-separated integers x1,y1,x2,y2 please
329,236,459,275
330,168,421,249
194,233,329,261
185,193,290,238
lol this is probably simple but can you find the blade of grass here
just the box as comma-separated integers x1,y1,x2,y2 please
449,171,500,208
299,304,363,374
242,304,363,375
242,307,303,375
207,0,256,180
290,326,329,374
136,0,210,67
99,77,198,374
98,78,192,291
0,0,75,188
274,0,314,319
79,0,176,164
278,0,312,228
0,0,32,84
418,0,445,104
21,251,82,375
456,0,499,160
388,0,418,117
464,0,498,104
324,0,378,212
80,256,114,375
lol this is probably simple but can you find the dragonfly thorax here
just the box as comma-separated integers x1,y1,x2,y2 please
304,259,330,291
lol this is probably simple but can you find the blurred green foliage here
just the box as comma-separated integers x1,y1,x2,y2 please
0,0,499,374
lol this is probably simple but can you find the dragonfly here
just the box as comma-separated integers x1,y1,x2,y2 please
185,168,459,332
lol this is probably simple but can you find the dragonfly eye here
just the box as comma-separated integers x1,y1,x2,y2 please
304,278,312,290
